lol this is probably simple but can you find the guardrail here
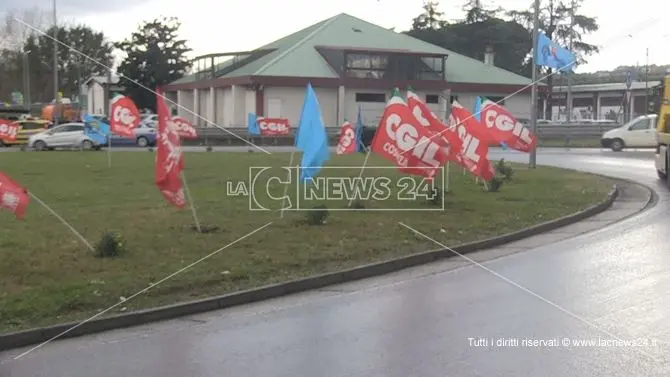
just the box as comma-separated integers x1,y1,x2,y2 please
183,122,619,148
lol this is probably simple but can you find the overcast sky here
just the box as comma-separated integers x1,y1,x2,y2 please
4,0,669,73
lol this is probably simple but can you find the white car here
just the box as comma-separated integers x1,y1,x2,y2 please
28,123,105,151
600,114,658,151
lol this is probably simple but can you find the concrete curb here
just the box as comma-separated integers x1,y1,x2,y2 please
0,185,620,351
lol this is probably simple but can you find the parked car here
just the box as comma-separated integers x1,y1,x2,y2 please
140,114,157,125
0,119,50,147
109,123,157,147
600,114,658,151
27,123,106,151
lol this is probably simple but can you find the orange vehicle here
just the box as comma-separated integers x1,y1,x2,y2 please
41,102,80,123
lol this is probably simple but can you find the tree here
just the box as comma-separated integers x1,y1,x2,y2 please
412,1,448,31
462,0,499,23
20,25,114,102
509,0,598,118
0,8,50,101
406,5,531,77
115,17,191,112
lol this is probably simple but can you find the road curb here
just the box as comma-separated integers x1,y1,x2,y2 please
0,185,620,351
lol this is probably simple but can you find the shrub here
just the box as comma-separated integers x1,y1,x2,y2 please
95,231,125,258
428,187,443,205
306,205,329,225
487,177,504,192
495,159,514,181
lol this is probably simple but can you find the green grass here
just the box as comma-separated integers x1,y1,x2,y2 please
0,151,613,333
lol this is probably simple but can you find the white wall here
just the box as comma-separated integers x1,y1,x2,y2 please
343,89,445,127
244,89,256,121
215,88,226,126
263,86,338,128
178,91,195,122
197,90,209,127
222,88,234,126
86,82,105,115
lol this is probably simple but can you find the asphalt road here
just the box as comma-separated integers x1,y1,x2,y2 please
1,148,669,377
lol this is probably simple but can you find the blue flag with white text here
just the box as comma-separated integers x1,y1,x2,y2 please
296,83,329,181
536,32,576,73
247,112,260,135
83,114,109,145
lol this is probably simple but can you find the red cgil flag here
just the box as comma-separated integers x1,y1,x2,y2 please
110,95,141,138
155,90,186,209
0,171,30,219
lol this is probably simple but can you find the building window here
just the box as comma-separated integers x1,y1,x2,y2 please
487,96,505,105
426,94,439,104
346,53,388,70
343,52,444,81
355,93,386,103
450,95,459,103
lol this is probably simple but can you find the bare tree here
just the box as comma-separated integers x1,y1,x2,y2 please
0,8,50,101
1,7,50,51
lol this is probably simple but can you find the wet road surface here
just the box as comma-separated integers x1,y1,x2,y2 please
1,148,669,377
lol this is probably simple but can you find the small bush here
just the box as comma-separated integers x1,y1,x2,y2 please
495,159,514,181
306,205,329,225
95,231,125,258
487,177,504,192
350,200,365,209
427,187,443,205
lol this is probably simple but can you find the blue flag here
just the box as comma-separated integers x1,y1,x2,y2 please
83,114,109,145
247,112,260,135
535,32,576,73
473,96,483,122
296,83,329,181
83,114,110,136
355,106,364,152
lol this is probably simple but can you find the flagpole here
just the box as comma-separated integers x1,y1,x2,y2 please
348,106,370,207
180,172,202,232
106,68,113,168
279,151,295,219
566,0,575,127
107,134,111,168
348,149,371,208
529,0,540,169
29,192,95,252
445,161,450,192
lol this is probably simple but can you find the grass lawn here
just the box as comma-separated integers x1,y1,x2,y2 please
0,151,613,333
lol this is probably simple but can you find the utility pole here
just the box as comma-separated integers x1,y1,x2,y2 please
529,0,540,169
22,50,31,107
566,0,575,124
105,68,113,117
52,0,59,125
645,47,649,113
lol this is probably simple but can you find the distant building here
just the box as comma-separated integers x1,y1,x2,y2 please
161,13,542,128
83,74,125,115
551,80,659,123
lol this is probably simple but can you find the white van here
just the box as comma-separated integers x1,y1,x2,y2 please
600,114,658,151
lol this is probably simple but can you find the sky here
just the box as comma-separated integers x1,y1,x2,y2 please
3,0,669,73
